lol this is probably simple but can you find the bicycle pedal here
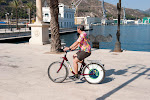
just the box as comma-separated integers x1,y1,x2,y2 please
69,75,80,81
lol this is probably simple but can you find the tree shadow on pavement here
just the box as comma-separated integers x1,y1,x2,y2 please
96,64,150,100
100,68,128,84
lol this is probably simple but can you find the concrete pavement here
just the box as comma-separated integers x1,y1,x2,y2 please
0,43,150,100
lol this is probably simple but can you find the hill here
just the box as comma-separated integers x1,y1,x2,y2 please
58,0,147,19
144,8,150,15
0,0,149,20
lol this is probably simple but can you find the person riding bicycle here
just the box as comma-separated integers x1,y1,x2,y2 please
64,25,91,80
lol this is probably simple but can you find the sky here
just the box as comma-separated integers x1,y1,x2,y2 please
104,0,150,11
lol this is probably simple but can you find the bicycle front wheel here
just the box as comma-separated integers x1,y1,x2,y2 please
83,63,105,84
48,61,68,83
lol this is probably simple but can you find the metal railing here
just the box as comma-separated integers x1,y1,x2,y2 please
0,24,30,34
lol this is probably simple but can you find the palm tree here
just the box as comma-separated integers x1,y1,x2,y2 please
26,1,35,24
49,0,61,52
0,0,5,4
9,0,20,29
0,0,5,20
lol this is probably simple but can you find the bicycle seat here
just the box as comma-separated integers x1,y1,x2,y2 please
87,60,101,63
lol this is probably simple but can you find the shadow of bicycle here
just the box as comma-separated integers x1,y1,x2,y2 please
96,64,150,100
64,64,148,85
75,68,127,84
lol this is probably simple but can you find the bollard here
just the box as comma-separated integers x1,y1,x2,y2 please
92,42,99,49
29,27,31,30
61,43,66,49
89,34,112,49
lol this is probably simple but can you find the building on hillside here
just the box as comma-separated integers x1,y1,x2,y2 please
135,19,142,24
42,3,75,28
113,19,135,25
113,19,123,24
75,16,101,25
75,16,101,29
142,17,150,24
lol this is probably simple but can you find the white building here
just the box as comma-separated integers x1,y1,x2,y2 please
74,16,101,30
135,19,142,24
42,3,75,28
75,16,101,25
125,20,135,24
113,19,135,25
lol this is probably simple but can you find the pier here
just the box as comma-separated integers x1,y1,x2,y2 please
0,28,77,41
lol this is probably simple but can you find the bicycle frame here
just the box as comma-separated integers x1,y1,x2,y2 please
57,51,93,76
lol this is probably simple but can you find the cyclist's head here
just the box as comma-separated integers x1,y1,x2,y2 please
77,25,85,31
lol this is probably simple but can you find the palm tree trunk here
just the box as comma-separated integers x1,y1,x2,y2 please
16,8,18,29
49,0,61,52
29,9,31,23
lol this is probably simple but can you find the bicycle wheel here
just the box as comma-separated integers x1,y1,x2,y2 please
48,61,68,83
83,63,105,84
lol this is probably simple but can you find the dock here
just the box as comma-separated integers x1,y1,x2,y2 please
0,28,77,41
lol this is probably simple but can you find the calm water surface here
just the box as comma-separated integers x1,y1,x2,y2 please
60,24,150,52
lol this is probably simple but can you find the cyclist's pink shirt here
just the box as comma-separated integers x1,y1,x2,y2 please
77,32,91,53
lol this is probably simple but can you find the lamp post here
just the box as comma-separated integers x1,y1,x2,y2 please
114,0,122,52
27,7,31,24
5,13,10,29
27,8,31,30
5,13,7,22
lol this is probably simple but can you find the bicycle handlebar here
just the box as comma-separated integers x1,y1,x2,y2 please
65,50,70,53
58,48,72,57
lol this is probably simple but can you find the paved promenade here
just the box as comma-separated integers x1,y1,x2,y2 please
0,43,150,100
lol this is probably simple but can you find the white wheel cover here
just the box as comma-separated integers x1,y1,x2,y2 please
84,64,104,83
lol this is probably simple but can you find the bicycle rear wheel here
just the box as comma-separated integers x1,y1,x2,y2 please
48,61,68,83
83,63,105,84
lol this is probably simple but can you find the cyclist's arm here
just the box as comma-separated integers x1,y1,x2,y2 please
69,41,79,50
71,43,78,50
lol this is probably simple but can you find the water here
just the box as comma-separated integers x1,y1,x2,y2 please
60,24,150,52
1,24,150,52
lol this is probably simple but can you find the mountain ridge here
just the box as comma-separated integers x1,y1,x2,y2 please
0,0,149,20
59,0,149,19
144,8,150,15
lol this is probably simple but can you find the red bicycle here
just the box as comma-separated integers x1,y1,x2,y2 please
48,51,105,84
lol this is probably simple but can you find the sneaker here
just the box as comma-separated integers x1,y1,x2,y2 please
78,71,81,75
69,75,80,81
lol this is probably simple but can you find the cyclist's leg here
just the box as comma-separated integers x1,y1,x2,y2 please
69,54,80,80
73,54,80,75
72,51,91,77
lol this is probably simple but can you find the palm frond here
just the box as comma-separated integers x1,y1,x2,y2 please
9,0,20,8
26,1,35,9
0,0,5,3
